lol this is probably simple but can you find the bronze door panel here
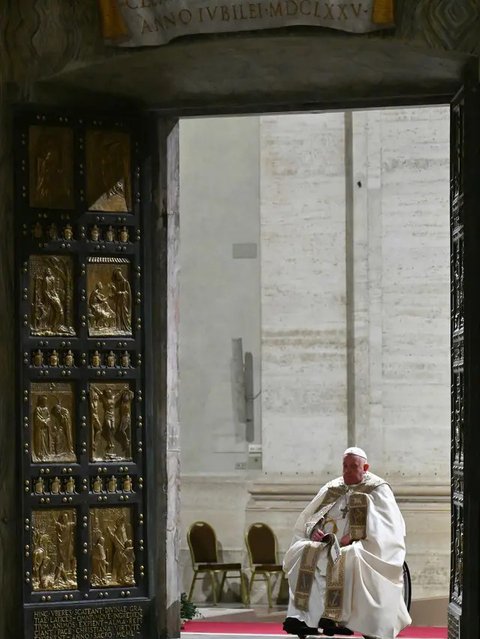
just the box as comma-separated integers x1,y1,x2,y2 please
16,108,150,639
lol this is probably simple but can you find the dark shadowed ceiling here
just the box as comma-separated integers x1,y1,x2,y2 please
37,28,470,113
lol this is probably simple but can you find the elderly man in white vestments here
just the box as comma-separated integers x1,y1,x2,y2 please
282,447,411,639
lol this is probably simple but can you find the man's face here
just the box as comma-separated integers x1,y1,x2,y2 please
342,454,369,485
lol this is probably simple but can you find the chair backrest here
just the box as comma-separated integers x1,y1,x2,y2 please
188,521,218,565
246,522,277,565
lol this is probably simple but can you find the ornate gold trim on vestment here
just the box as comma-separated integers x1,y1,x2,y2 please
294,544,323,612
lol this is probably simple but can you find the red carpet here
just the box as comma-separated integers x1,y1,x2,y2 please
183,621,446,638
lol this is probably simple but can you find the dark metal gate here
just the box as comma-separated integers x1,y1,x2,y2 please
449,70,480,639
14,108,154,639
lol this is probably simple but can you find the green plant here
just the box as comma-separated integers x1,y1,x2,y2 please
180,592,200,622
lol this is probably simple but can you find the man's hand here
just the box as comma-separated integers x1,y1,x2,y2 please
311,528,326,542
340,534,352,547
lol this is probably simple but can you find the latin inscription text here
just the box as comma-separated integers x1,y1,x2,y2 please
33,606,143,639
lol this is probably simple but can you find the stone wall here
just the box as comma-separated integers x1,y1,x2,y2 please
179,117,261,474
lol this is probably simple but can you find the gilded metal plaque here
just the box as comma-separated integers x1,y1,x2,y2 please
29,126,74,209
86,130,132,212
32,509,77,591
29,255,75,336
89,382,133,461
31,382,76,463
87,259,132,336
90,508,136,587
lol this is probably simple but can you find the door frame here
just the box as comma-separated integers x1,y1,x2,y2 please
153,57,478,639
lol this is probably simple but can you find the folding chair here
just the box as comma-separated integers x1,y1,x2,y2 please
187,521,247,604
245,522,285,608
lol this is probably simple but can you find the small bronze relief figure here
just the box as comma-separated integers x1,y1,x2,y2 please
106,351,117,367
107,475,117,493
89,382,133,461
119,226,129,242
122,475,132,492
64,350,74,367
31,383,76,464
91,224,101,241
33,350,44,367
49,350,59,367
63,224,73,241
91,350,102,367
32,509,77,591
90,508,135,587
51,477,61,494
87,260,132,336
65,476,76,494
29,125,74,210
93,476,103,493
29,255,75,336
35,477,45,494
86,130,132,212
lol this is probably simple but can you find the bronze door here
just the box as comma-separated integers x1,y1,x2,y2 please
15,109,155,639
449,72,480,639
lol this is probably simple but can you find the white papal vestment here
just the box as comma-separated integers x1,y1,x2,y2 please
284,472,411,639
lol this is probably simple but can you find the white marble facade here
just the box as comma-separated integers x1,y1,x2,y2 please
179,107,450,604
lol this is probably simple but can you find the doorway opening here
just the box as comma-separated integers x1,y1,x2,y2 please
177,106,451,628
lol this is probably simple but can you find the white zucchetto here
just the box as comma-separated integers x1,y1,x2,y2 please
343,446,368,461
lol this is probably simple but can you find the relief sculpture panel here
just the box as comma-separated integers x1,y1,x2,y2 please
31,383,76,463
19,113,146,625
29,126,74,210
86,130,132,212
32,509,77,591
29,255,75,336
87,259,132,336
90,508,135,587
89,382,134,461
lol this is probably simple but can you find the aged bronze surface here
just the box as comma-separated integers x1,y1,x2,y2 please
89,382,133,461
29,255,75,336
33,606,143,639
18,111,147,636
32,509,77,591
87,259,132,336
93,476,103,493
86,130,132,212
90,508,136,587
123,475,132,492
29,125,74,210
31,383,76,463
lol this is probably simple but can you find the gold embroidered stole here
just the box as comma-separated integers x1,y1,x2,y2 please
349,492,369,540
324,553,346,620
294,543,324,611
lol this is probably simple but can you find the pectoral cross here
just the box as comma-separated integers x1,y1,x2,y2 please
340,503,349,519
